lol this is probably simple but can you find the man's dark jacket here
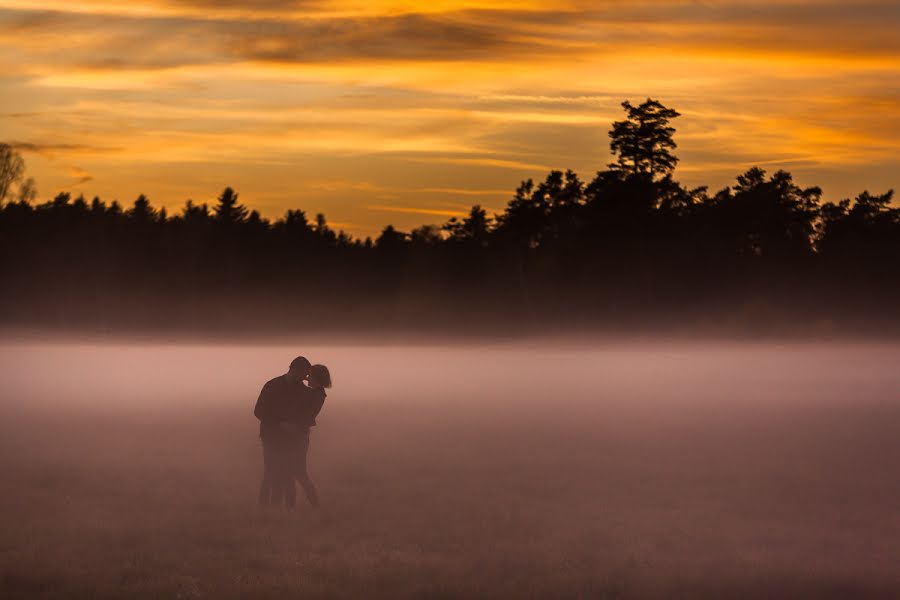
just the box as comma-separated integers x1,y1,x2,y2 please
254,375,327,440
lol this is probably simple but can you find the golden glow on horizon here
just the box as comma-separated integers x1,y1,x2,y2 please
1,0,897,237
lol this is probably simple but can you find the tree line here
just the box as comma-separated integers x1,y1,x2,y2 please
1,99,897,336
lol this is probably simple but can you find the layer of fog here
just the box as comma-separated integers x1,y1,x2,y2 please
3,339,897,412
2,338,898,597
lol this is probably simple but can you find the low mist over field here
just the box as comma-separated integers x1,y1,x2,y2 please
1,338,898,598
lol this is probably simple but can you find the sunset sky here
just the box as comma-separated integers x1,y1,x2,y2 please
2,1,898,237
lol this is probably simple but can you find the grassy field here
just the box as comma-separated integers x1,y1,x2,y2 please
0,340,898,598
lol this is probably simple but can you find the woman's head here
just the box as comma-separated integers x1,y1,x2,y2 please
308,364,332,389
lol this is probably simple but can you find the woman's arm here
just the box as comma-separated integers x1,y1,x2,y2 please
309,388,326,421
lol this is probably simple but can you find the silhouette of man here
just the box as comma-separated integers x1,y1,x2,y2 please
254,356,311,508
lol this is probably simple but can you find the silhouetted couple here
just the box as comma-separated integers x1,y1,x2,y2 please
254,356,331,509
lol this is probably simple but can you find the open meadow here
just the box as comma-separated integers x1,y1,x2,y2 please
1,339,898,598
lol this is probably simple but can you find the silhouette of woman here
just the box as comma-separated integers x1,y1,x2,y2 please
288,364,330,507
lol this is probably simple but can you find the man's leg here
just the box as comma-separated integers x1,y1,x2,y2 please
259,438,274,506
276,443,297,508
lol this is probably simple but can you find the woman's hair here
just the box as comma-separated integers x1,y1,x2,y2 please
309,364,332,389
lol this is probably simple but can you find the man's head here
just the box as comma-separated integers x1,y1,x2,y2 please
286,356,311,383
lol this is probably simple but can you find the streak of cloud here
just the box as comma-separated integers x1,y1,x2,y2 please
365,204,469,218
10,141,123,156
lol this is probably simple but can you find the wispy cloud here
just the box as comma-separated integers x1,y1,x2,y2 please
68,166,94,185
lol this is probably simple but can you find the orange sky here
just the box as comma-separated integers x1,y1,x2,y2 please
2,0,898,237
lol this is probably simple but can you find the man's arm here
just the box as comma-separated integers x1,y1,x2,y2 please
254,382,272,421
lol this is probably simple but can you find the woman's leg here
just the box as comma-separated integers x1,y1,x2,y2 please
295,431,319,507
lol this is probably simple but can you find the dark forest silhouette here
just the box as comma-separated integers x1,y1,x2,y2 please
1,99,897,335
